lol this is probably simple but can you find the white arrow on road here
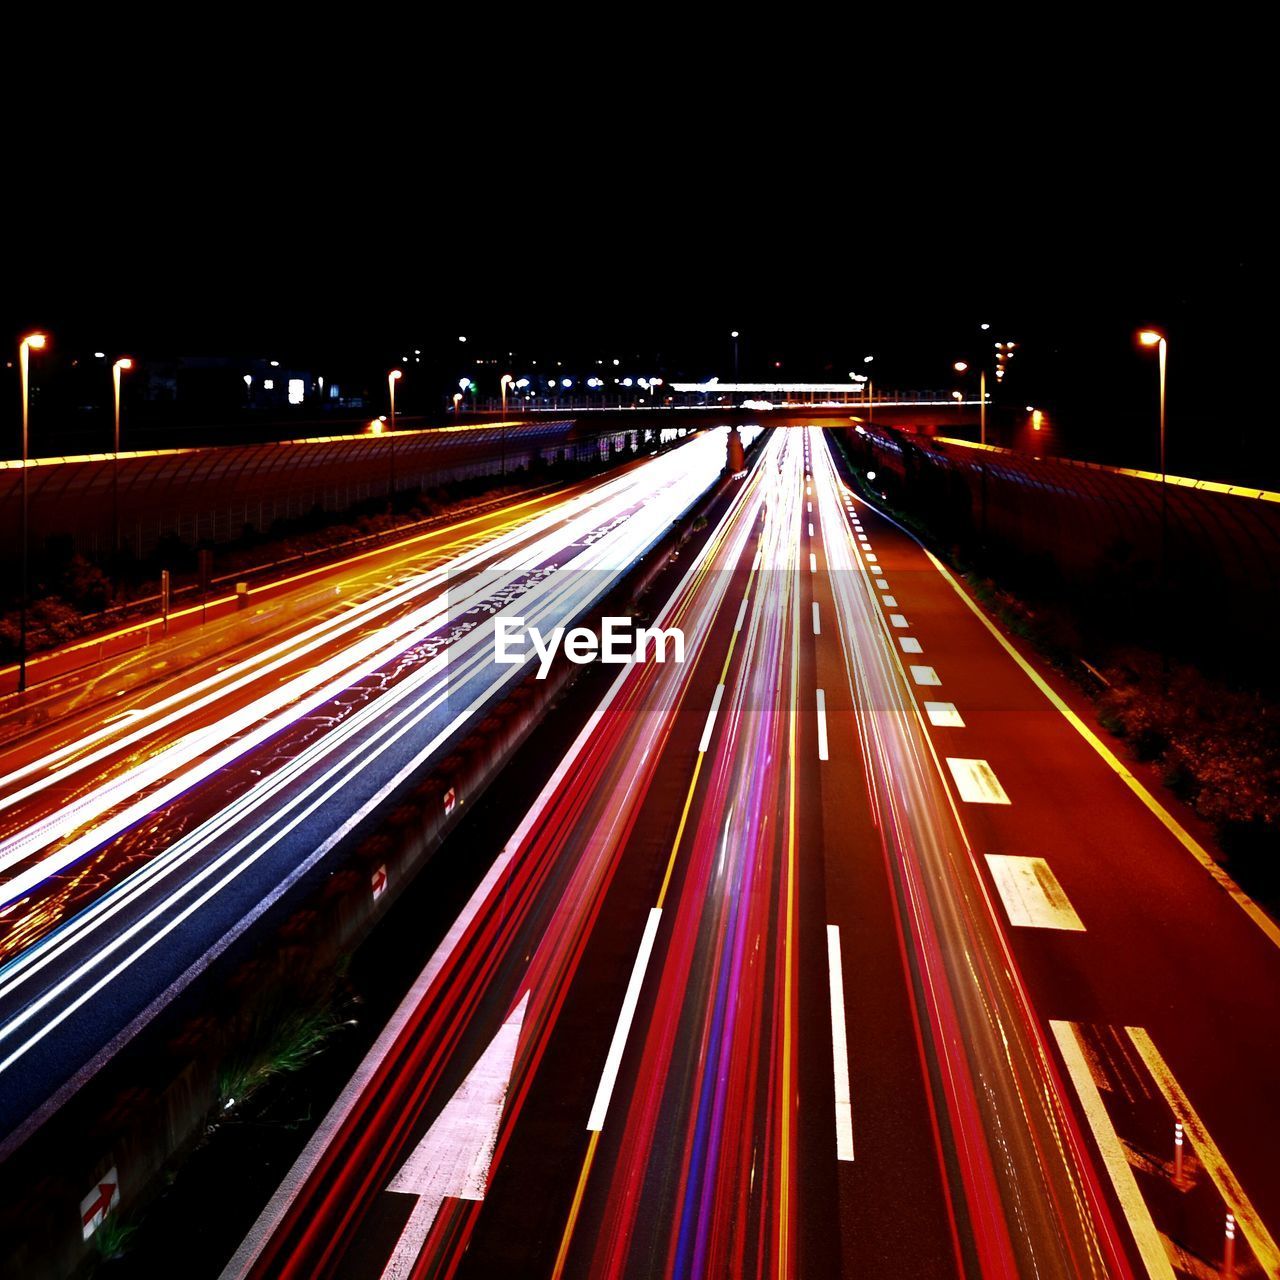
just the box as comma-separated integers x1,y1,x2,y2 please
380,991,530,1280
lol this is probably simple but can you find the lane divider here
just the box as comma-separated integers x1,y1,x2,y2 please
826,925,855,1161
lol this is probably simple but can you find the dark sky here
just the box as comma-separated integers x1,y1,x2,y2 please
2,59,1271,480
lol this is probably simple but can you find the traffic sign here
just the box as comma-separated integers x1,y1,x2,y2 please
80,1167,120,1240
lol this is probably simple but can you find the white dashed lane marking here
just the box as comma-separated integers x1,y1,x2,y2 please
946,757,1011,804
985,855,1085,930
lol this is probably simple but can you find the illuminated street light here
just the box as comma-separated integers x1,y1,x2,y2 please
453,391,463,416
18,333,48,694
387,370,403,500
388,369,402,430
1138,328,1169,678
953,361,969,373
731,331,740,380
112,358,134,556
500,374,514,477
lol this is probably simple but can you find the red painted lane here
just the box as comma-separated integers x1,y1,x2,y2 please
846,456,1280,1262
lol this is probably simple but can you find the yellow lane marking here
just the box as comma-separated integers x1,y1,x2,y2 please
778,535,800,1273
551,1130,601,1279
1126,1026,1280,1278
1049,1021,1175,1280
918,544,1280,952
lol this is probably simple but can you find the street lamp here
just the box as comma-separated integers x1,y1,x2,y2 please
18,333,47,694
388,368,402,430
112,358,133,556
500,374,513,477
1138,329,1169,676
953,358,989,445
731,331,740,382
387,370,403,501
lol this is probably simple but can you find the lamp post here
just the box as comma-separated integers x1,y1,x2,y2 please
388,368,402,430
952,360,989,444
453,391,463,417
112,358,133,556
18,333,47,694
731,330,740,382
499,374,513,478
387,369,403,501
1139,329,1169,679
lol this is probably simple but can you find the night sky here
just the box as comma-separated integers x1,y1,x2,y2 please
3,70,1269,482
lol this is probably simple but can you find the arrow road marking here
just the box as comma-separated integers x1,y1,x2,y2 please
380,992,530,1280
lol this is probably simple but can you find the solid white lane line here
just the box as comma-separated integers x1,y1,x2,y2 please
816,689,829,760
812,602,821,635
923,701,965,727
587,908,663,1132
699,684,726,754
1050,1022,1176,1280
810,553,817,573
899,637,923,654
735,596,750,632
946,757,1011,804
910,665,941,686
985,856,1085,930
826,925,855,1161
881,595,897,607
889,614,908,628
1127,1026,1280,1278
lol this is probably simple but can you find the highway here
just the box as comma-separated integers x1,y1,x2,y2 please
225,427,1185,1279
0,429,740,1158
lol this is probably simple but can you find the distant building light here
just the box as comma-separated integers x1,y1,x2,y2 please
288,378,305,405
93,351,105,358
269,360,280,367
458,335,467,343
263,379,275,390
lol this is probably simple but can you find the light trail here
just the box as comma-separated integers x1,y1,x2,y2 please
810,426,1131,1278
0,429,749,1150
